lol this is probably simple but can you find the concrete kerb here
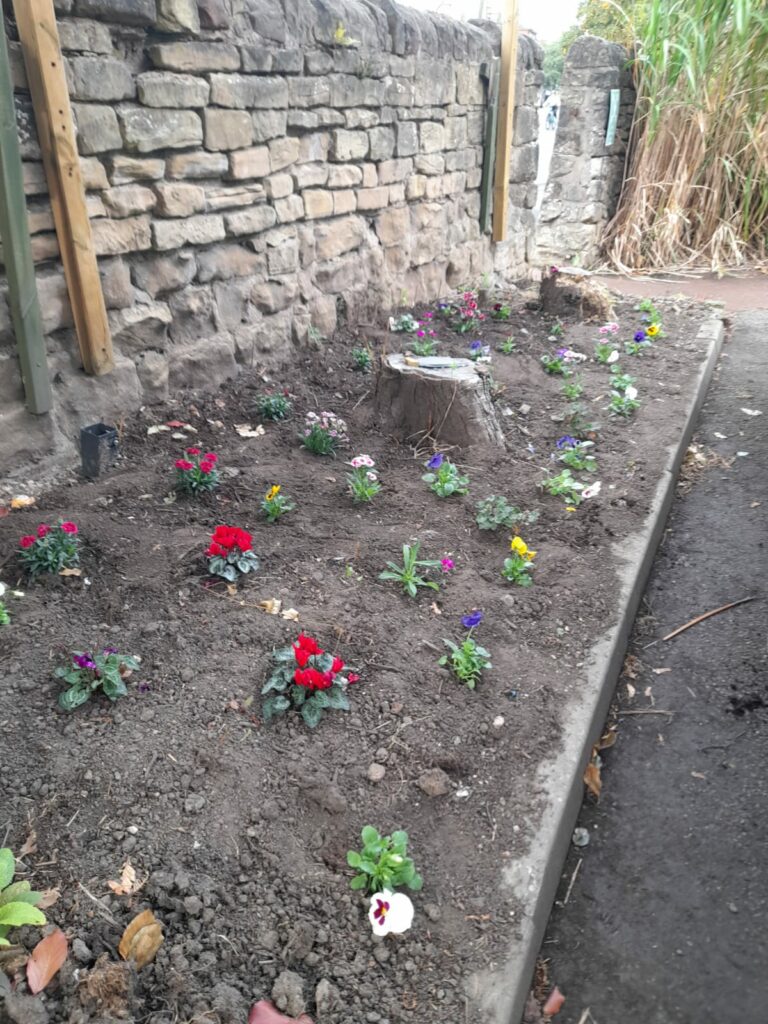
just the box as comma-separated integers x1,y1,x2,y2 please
471,314,726,1024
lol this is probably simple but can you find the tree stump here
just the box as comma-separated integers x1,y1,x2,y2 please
374,354,504,448
540,266,616,322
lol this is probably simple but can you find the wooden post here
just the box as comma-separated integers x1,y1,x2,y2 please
479,59,499,235
0,11,51,413
14,0,113,376
492,0,519,243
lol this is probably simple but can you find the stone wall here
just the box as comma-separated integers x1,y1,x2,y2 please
0,0,544,475
536,36,634,266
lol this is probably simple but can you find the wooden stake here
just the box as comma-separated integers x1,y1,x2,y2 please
492,0,519,243
14,0,113,376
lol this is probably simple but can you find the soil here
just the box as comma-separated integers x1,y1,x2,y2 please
0,290,711,1024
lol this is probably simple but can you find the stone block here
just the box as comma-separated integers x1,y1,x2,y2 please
109,155,165,184
22,163,48,196
149,42,240,73
58,18,113,53
213,278,254,331
298,133,329,163
68,57,134,101
120,108,202,153
288,110,319,130
383,76,415,106
445,148,474,172
110,300,172,354
155,182,206,216
305,52,333,75
209,74,288,109
314,255,360,294
137,72,210,108
252,110,288,142
205,183,265,210
169,333,237,389
513,106,538,147
152,214,225,250
288,77,331,108
274,49,302,73
327,164,362,188
405,174,426,200
100,258,134,309
251,277,298,314
76,0,156,25
157,0,200,33
267,238,299,275
415,153,444,175
510,142,537,184
168,284,215,342
132,251,197,296
167,151,228,179
377,158,413,185
73,103,121,154
196,244,265,282
81,157,110,189
368,126,395,161
274,194,304,223
240,46,272,72
395,121,418,157
92,214,152,255
302,189,333,219
317,107,345,127
456,65,484,105
330,75,384,107
269,136,300,172
356,186,389,211
333,190,356,215
36,271,73,333
375,205,409,247
198,0,229,28
103,184,157,217
344,109,379,129
331,129,368,162
361,163,378,187
467,110,484,145
444,116,468,149
228,146,270,179
292,163,327,189
204,109,253,151
224,205,277,236
389,183,405,204
135,349,169,403
420,121,445,154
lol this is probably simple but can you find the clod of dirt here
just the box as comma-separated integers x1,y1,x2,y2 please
418,768,452,797
210,981,248,1024
314,978,339,1018
77,955,134,1018
2,993,48,1024
271,971,306,1018
282,922,315,964
367,762,386,783
539,268,616,322
299,780,347,814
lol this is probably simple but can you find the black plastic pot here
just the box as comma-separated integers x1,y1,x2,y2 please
80,422,118,480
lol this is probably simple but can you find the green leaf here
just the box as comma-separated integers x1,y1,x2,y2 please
346,851,362,868
272,646,295,662
406,581,417,597
290,684,306,706
102,674,127,700
325,688,349,711
0,850,14,891
349,873,367,891
361,825,379,846
0,882,41,908
262,673,288,694
301,699,323,728
0,903,45,928
58,686,91,711
408,872,424,891
262,694,290,722
313,691,331,708
391,830,408,850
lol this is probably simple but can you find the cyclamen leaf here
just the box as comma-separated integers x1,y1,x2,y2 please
0,902,46,928
0,882,42,908
59,686,91,711
0,849,14,890
301,700,323,729
324,688,349,711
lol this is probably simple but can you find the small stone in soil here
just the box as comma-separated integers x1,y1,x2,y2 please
572,827,590,848
271,970,305,1018
418,768,451,797
367,763,386,783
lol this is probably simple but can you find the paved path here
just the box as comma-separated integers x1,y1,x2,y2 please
539,309,768,1024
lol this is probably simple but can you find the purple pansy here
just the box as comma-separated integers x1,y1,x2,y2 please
461,610,483,629
556,435,577,450
469,340,483,352
634,330,646,342
426,453,444,470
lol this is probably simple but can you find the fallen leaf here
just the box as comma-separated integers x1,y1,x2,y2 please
691,771,707,780
235,424,266,439
171,432,186,440
583,758,601,799
644,685,655,705
37,888,61,910
430,602,442,615
741,408,762,416
226,583,237,596
713,431,727,439
19,831,37,857
542,986,565,1016
146,425,170,435
108,860,145,897
26,929,68,994
11,495,36,509
281,608,299,621
166,420,186,428
750,501,761,508
118,909,163,969
58,567,82,578
596,728,617,750
259,598,282,615
626,682,636,699
622,654,641,680
652,667,672,675
248,1000,314,1024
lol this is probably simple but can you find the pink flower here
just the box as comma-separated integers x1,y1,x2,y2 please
175,459,194,471
186,447,201,455
441,557,455,573
37,524,51,538
204,453,218,463
60,522,78,534
19,535,36,549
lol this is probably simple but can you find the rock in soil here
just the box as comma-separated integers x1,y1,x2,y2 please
315,978,340,1017
2,994,48,1024
271,970,305,1018
418,767,452,797
367,762,386,782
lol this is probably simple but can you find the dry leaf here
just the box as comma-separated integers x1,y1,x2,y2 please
626,682,636,699
741,408,762,417
11,495,36,509
750,501,761,508
235,424,266,439
108,860,145,897
118,909,163,969
596,728,617,750
259,598,282,615
146,425,170,435
644,685,655,705
430,602,442,615
583,756,601,799
166,420,186,428
26,929,68,994
248,1000,314,1024
621,654,641,680
691,771,707,780
59,567,82,578
37,888,61,910
19,831,37,857
226,583,237,596
542,986,565,1016
0,506,9,518
281,608,299,621
171,432,186,440
652,667,672,675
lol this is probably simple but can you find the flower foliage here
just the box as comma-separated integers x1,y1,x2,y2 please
422,454,469,497
175,449,219,495
261,633,360,728
475,495,539,532
346,454,381,503
206,525,260,582
261,485,295,523
347,826,423,893
55,647,140,711
438,291,486,334
557,438,597,473
256,392,291,421
301,411,349,456
502,536,536,587
439,613,491,688
379,542,441,598
0,848,47,947
19,522,79,577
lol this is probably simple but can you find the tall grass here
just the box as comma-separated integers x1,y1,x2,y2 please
603,0,768,271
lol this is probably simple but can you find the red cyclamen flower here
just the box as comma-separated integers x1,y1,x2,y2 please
60,522,78,534
19,535,36,549
347,673,360,684
331,656,345,674
37,524,51,538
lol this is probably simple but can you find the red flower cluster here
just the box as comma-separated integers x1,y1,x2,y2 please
459,291,485,322
291,633,359,691
178,450,218,475
61,522,78,534
19,521,77,548
206,524,253,558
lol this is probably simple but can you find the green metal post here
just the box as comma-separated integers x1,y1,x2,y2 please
0,12,51,414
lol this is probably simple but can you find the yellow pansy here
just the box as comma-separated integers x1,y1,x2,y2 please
510,536,536,561
646,323,660,337
266,485,280,501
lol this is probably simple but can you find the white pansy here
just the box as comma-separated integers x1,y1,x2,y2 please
607,349,620,364
368,890,414,936
625,386,638,400
582,481,602,499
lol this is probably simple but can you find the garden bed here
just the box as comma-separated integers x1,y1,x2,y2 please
0,290,713,1024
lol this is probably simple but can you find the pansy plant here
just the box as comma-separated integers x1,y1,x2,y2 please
468,340,491,362
608,385,641,417
262,633,360,728
556,436,597,473
475,495,539,532
609,367,636,393
541,468,585,506
351,347,373,372
562,375,583,400
594,341,620,365
439,611,491,689
18,522,79,577
256,392,291,421
261,485,295,522
347,826,423,893
422,453,469,497
502,536,536,587
55,647,141,711
625,333,652,356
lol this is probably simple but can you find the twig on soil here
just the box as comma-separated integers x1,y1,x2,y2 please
77,881,119,926
618,709,674,716
660,596,756,642
66,808,80,828
352,390,370,411
563,857,582,905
